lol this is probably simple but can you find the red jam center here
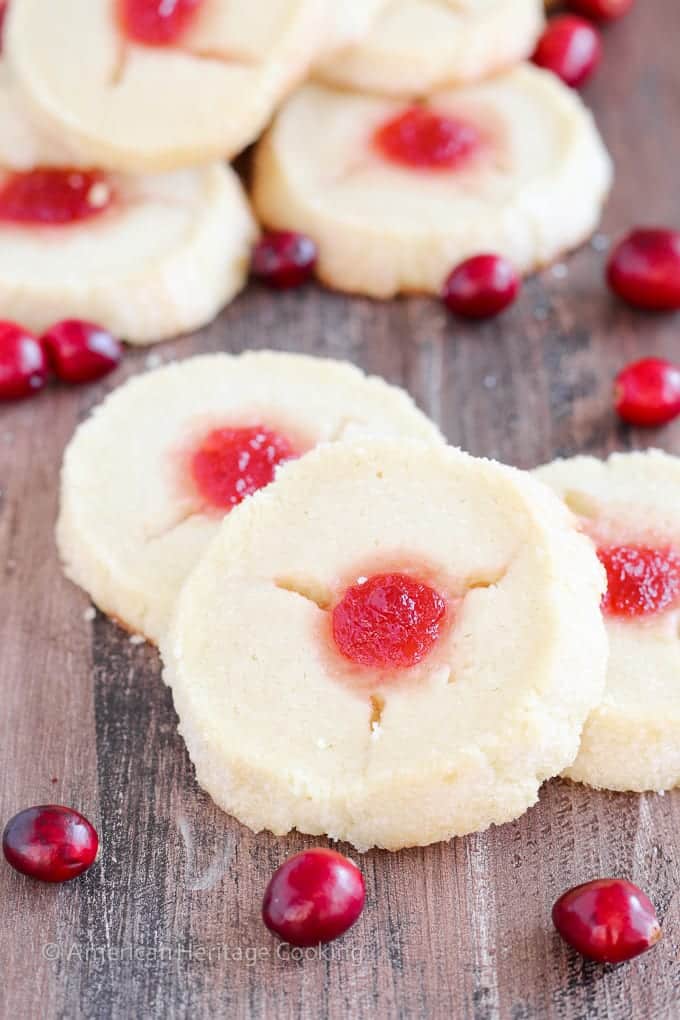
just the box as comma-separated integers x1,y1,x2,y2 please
374,107,480,170
0,2,7,53
598,544,680,618
332,572,447,669
190,426,298,510
0,169,113,225
118,0,203,46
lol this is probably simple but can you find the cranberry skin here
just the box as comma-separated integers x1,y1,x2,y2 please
42,320,122,385
263,849,365,947
442,254,520,319
568,0,634,21
0,321,48,400
614,358,680,427
251,231,317,290
3,805,99,883
553,879,661,963
532,16,602,88
607,229,680,311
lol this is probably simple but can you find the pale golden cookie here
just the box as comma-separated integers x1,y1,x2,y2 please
163,441,607,850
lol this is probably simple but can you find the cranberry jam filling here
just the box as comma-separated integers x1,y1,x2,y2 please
190,425,298,510
374,107,480,171
598,544,680,618
118,0,203,46
332,572,447,669
0,169,113,225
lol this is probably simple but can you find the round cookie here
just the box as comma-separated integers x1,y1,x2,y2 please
0,163,256,344
162,441,607,851
325,0,390,54
535,450,680,793
57,353,444,644
317,0,545,97
0,61,77,170
5,0,327,172
251,65,613,298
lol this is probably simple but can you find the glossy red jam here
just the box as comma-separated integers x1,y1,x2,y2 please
332,572,447,669
374,107,480,171
118,0,203,46
598,544,680,618
191,425,298,510
0,169,113,225
0,1,8,53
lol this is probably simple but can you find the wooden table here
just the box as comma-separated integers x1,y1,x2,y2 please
2,4,679,1017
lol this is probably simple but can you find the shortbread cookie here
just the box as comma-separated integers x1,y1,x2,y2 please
0,62,76,170
5,0,327,171
317,0,544,97
57,353,444,644
536,450,680,793
325,0,390,54
0,163,256,344
162,441,607,850
252,66,612,298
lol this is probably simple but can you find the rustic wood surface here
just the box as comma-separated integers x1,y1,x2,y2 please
2,3,680,1017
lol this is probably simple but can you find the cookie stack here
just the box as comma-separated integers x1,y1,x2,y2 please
0,0,611,343
56,350,680,851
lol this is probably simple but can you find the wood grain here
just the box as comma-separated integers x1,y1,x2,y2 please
2,3,680,1016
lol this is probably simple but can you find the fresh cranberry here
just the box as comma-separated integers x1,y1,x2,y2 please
614,358,680,427
568,0,634,20
332,572,447,669
374,107,480,170
0,322,48,400
532,16,602,88
251,231,317,289
553,879,661,963
263,849,365,947
442,254,520,319
3,805,99,882
42,320,122,385
0,169,113,225
598,544,680,618
118,0,202,45
607,229,680,311
191,425,298,510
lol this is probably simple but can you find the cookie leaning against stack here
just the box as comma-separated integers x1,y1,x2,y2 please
252,65,612,297
56,352,443,644
162,440,607,851
536,450,680,794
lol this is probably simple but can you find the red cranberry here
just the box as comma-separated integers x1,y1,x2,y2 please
332,572,447,669
0,169,113,226
3,805,99,882
262,849,365,947
614,357,680,427
42,320,122,385
607,229,680,311
568,0,634,20
553,879,661,963
118,0,202,46
374,107,480,170
0,321,48,400
251,231,317,289
532,16,602,88
191,425,299,509
442,254,520,319
597,544,680,618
